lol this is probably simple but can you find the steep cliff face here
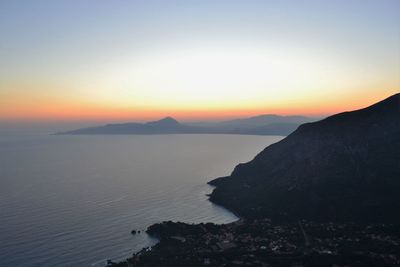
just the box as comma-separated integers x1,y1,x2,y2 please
209,93,400,222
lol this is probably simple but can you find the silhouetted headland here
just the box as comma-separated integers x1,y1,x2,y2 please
109,93,400,267
56,115,316,136
209,93,400,222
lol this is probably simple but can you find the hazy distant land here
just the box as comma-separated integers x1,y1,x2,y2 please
56,115,318,136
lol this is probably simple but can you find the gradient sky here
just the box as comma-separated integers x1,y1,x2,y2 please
1,0,399,122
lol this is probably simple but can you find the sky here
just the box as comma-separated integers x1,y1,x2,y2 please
1,0,399,122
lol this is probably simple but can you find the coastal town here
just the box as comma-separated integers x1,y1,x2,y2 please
109,219,400,266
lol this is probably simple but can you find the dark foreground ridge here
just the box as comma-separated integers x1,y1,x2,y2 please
108,93,400,266
209,93,400,222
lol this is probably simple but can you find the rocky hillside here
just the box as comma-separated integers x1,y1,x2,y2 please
209,93,400,222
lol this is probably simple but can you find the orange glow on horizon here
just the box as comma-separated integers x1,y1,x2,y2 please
1,89,397,123
1,1,399,126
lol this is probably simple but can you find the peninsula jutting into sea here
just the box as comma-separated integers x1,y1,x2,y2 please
108,93,400,267
2,1,399,266
57,115,318,136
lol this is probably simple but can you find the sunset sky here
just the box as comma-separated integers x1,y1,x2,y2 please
1,0,399,122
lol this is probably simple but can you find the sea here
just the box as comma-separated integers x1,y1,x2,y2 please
0,130,283,267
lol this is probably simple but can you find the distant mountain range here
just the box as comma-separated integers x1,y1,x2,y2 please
209,93,400,223
56,115,318,135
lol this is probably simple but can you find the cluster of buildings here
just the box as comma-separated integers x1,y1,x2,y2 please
109,219,400,267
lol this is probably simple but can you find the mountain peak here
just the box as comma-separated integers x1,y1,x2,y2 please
161,116,178,122
147,116,180,126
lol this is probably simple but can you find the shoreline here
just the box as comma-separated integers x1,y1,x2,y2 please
105,180,240,266
110,218,400,266
108,94,400,266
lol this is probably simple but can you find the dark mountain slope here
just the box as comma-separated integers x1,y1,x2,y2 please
209,93,400,222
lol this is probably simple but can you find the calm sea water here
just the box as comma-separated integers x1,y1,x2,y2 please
0,133,283,267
